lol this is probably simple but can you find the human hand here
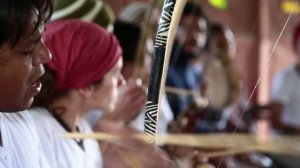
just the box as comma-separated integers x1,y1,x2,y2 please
101,79,147,124
96,120,173,168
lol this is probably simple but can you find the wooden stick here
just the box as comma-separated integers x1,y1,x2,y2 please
165,86,195,96
62,132,300,156
142,83,196,97
204,146,260,159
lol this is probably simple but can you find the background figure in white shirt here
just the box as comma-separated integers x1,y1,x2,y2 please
270,23,300,134
0,0,53,167
29,20,124,168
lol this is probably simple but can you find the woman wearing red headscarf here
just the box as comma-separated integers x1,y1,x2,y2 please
28,19,123,168
29,19,172,168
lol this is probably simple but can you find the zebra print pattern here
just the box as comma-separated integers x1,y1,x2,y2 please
144,101,158,139
154,0,175,48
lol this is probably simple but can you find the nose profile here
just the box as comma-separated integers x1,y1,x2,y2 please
32,39,52,66
118,75,126,87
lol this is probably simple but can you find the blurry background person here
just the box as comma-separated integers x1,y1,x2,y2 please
265,22,300,168
206,23,236,57
270,23,300,134
167,22,249,168
200,23,241,133
166,2,209,118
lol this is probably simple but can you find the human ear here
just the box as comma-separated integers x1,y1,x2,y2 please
78,85,94,99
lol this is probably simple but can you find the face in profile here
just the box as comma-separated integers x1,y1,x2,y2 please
0,14,51,112
89,58,124,112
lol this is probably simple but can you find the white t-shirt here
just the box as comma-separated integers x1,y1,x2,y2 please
0,111,50,168
271,66,300,128
29,108,102,168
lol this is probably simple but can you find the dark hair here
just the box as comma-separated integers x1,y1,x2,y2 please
205,23,225,50
0,0,53,48
181,2,209,51
113,20,141,63
209,23,224,36
182,2,206,18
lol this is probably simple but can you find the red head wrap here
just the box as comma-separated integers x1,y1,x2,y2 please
43,19,122,91
293,23,300,52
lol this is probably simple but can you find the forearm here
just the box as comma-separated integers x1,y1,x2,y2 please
269,101,285,130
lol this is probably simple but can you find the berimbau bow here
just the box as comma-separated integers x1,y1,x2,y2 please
144,0,187,143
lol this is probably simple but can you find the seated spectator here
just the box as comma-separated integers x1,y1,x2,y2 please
270,23,300,134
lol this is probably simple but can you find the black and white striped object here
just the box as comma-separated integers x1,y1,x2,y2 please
144,0,176,142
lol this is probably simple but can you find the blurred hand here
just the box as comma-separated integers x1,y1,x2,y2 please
101,79,147,124
96,120,173,168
